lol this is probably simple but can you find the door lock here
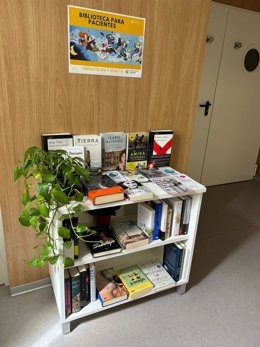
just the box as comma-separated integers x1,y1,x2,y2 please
200,101,212,116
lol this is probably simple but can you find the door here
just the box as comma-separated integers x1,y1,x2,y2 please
188,4,260,186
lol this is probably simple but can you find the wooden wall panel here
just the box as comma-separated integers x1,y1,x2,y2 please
0,0,210,287
214,0,260,12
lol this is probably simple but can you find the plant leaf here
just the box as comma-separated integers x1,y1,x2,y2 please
38,203,49,217
48,255,59,265
72,203,85,214
51,188,69,204
30,216,38,229
63,241,72,249
58,226,71,239
19,215,31,226
42,173,56,183
63,257,74,268
14,165,22,182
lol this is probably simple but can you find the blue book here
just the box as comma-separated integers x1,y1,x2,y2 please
149,200,162,240
163,243,184,281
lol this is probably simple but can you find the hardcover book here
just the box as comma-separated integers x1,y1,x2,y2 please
148,130,174,167
126,131,149,171
163,243,184,282
117,264,154,299
100,132,127,171
73,134,102,169
77,264,90,308
41,133,73,151
111,220,149,249
96,268,128,307
178,196,192,235
68,267,81,313
147,200,163,240
64,269,71,318
86,225,122,258
139,259,176,291
165,198,183,237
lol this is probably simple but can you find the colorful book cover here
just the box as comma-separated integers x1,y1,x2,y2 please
100,132,126,171
117,264,154,299
73,134,102,168
126,132,149,170
148,130,174,167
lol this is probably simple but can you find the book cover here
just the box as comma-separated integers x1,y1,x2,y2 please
148,130,174,167
117,264,154,299
148,200,162,240
86,225,122,258
120,180,153,202
41,133,73,151
64,269,71,318
77,264,90,308
89,263,97,302
139,259,176,291
126,132,149,171
165,203,173,239
178,196,192,235
96,268,128,307
163,243,184,282
165,198,183,237
73,134,102,169
60,146,85,161
111,220,149,249
83,171,125,205
100,132,127,171
137,202,155,241
159,201,168,240
68,267,81,313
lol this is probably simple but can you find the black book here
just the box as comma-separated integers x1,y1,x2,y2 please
86,225,122,258
41,133,73,151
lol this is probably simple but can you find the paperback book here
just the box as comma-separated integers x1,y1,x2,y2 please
120,180,153,202
117,264,154,299
68,267,81,313
111,220,149,249
100,132,127,171
126,131,149,171
41,133,73,151
137,202,155,241
96,268,128,307
86,225,122,258
148,130,174,167
163,243,184,282
73,134,102,169
139,259,176,291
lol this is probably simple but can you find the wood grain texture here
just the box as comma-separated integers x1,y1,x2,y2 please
0,0,210,287
214,0,260,12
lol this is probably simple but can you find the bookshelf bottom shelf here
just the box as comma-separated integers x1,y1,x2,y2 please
61,281,187,333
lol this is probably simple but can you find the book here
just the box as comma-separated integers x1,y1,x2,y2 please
84,171,125,205
68,267,81,313
117,264,154,299
120,180,153,202
73,134,102,169
163,243,184,282
89,263,97,302
41,133,73,151
159,201,168,240
148,130,174,167
178,196,192,235
86,225,122,258
111,220,149,249
139,259,176,291
64,269,71,318
137,202,155,241
165,198,183,237
147,200,163,240
96,268,128,307
100,132,127,171
165,203,173,239
77,264,90,308
60,146,85,161
126,131,149,171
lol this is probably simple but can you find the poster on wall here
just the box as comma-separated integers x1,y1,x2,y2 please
68,6,146,78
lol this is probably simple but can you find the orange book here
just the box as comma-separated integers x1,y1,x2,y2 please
88,186,125,205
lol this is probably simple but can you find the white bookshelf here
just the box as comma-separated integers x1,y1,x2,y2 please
49,170,206,334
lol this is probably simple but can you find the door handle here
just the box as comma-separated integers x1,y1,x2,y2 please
200,101,212,116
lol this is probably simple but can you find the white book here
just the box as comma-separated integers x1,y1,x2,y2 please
160,201,168,233
60,146,85,161
139,259,175,292
73,134,102,168
137,202,155,241
89,263,96,302
165,197,183,237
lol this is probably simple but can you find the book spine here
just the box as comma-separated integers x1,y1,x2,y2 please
165,204,173,239
171,198,183,237
79,268,88,308
85,266,90,304
64,275,71,317
159,201,168,240
153,201,162,240
89,263,97,302
179,197,192,235
70,275,81,313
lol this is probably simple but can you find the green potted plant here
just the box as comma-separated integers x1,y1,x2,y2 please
14,146,94,267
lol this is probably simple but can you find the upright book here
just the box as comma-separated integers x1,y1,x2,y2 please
100,132,127,171
86,225,122,258
165,197,183,237
77,264,90,308
137,202,155,241
163,243,184,282
64,269,71,318
117,264,154,299
126,131,149,171
178,196,192,235
96,268,128,307
68,267,81,313
148,130,174,167
41,133,73,151
73,134,102,169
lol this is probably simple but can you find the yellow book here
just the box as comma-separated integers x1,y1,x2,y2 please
117,265,154,299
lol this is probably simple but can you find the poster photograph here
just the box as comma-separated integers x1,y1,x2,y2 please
68,6,146,78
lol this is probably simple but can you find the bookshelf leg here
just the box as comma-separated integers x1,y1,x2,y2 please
176,284,186,295
62,322,71,334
